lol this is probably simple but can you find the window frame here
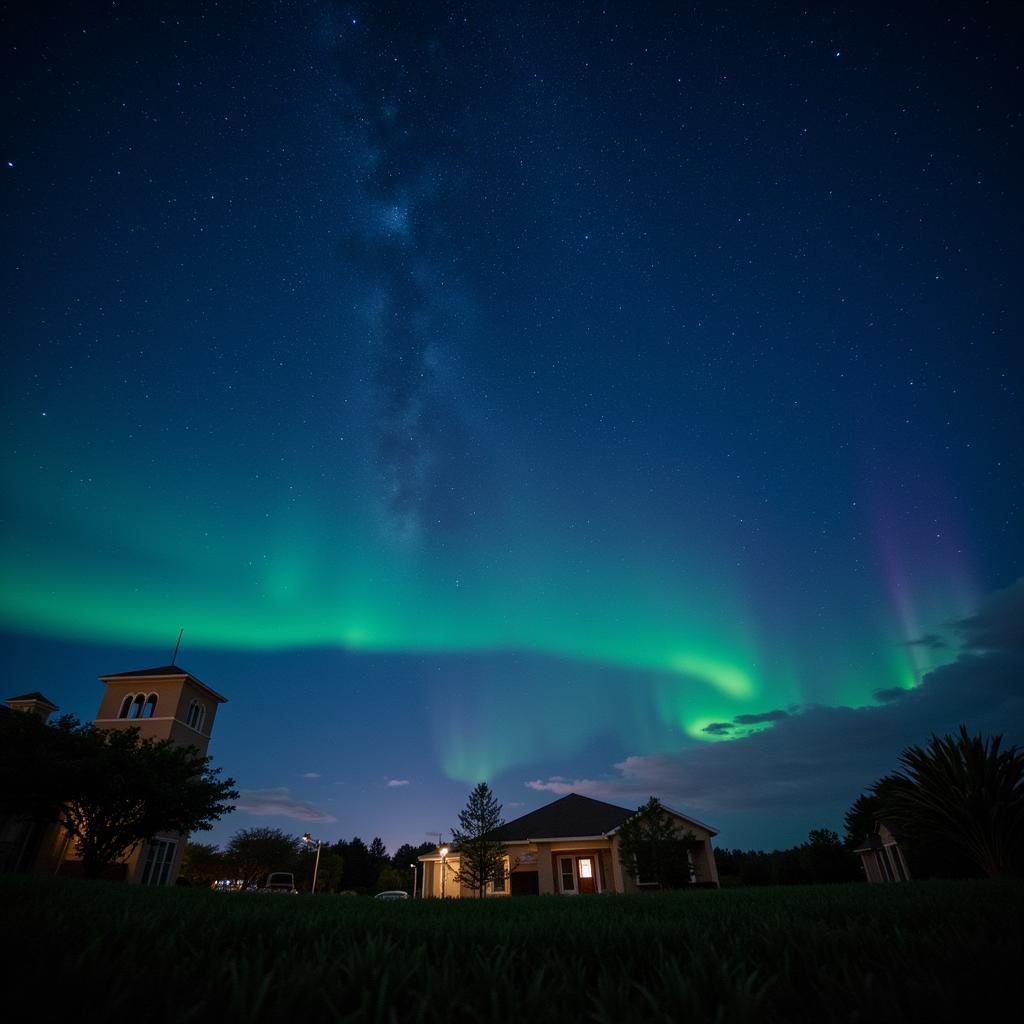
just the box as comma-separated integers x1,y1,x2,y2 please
140,838,178,886
559,856,576,894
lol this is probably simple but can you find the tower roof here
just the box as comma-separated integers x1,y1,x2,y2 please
6,691,58,709
98,665,227,703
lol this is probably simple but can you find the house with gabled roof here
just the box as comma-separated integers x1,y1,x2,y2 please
418,792,719,897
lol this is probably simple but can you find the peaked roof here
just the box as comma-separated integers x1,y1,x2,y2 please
6,691,58,708
101,665,190,679
98,665,227,702
5,692,58,708
493,793,637,841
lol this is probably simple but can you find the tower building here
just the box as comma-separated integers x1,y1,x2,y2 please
1,664,227,885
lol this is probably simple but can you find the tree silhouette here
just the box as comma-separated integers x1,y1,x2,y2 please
225,827,301,888
843,793,882,850
878,726,1024,878
617,797,698,888
450,782,511,898
0,711,237,879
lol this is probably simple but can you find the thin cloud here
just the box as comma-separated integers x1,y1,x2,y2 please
733,709,788,725
236,787,337,823
702,722,734,736
301,772,321,779
906,633,947,650
386,778,410,787
951,577,1024,653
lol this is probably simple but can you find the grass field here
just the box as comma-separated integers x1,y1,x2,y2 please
4,876,1022,1022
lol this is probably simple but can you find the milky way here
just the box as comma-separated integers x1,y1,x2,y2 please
1,3,1020,846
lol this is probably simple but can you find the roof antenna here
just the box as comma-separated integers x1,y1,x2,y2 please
171,628,184,666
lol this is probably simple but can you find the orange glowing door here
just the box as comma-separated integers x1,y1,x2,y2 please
577,857,596,894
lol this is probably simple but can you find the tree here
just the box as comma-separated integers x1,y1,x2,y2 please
877,726,1024,878
798,828,859,883
375,864,410,893
617,797,698,888
843,793,883,850
450,782,511,898
336,836,373,890
0,711,238,879
293,847,344,893
225,827,301,888
315,851,345,893
368,836,389,880
179,842,225,887
391,841,434,869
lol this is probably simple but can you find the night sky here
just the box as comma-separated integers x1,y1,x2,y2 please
3,1,1021,853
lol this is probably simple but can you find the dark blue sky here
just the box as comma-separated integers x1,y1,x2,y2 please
2,1,1021,853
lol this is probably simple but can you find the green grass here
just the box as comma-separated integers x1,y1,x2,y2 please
4,876,1022,1022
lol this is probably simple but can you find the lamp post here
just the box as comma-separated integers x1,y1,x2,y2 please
302,833,323,895
409,862,417,899
439,845,449,899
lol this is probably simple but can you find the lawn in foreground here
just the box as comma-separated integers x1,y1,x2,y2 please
4,876,1022,1022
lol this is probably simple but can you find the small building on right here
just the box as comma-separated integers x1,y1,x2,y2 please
855,821,912,882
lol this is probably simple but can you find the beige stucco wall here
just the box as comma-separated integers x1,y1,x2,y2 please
95,678,219,756
422,856,463,897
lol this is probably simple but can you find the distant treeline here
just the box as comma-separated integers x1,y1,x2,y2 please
714,828,862,886
180,828,438,893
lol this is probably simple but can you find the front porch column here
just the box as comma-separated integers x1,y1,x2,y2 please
536,845,554,894
609,837,627,892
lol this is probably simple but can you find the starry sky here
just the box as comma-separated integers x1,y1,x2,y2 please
2,1,1021,853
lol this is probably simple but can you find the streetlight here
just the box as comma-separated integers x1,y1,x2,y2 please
439,845,449,899
409,863,418,899
302,833,323,895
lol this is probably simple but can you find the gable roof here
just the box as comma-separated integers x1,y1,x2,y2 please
98,665,227,702
493,793,637,841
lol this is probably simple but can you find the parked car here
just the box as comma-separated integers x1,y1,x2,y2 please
374,890,409,900
261,871,298,894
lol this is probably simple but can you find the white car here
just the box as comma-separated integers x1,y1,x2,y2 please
261,871,298,894
374,890,409,900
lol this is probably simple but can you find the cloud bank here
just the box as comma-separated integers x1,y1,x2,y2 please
527,578,1024,831
236,787,337,823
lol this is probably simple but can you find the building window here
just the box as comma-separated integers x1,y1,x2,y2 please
559,857,576,893
491,860,507,894
130,694,145,719
634,853,658,886
142,694,157,719
118,695,133,719
140,838,178,886
185,699,206,732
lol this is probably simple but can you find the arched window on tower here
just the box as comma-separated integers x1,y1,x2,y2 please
142,693,157,719
186,698,206,732
130,694,145,719
118,695,134,719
